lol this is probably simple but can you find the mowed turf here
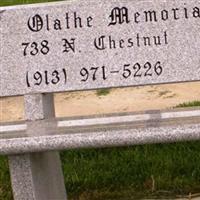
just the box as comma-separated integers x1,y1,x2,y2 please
0,0,200,199
176,101,200,108
0,0,62,6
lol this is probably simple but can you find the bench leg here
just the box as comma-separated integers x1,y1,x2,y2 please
8,152,67,200
8,94,67,200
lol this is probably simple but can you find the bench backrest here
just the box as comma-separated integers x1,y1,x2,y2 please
0,0,199,97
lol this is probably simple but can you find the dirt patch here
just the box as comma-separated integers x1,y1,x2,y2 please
0,82,200,122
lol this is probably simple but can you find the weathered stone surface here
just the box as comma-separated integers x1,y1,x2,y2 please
8,94,67,200
0,0,200,96
1,122,200,155
1,108,200,154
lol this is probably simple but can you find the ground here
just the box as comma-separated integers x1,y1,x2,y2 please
0,82,200,122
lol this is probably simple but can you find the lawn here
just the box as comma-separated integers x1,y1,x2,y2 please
176,101,200,108
0,0,200,199
0,0,62,6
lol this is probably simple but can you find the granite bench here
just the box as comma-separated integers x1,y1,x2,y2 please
0,0,200,199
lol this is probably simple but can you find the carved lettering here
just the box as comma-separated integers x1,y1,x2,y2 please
62,38,76,53
108,7,130,26
28,14,43,32
94,36,106,50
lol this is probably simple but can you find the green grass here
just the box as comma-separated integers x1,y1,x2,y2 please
0,0,62,6
176,101,200,108
0,157,12,200
96,89,111,96
62,143,200,199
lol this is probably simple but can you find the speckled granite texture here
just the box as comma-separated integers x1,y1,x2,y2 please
0,0,200,96
1,122,199,155
8,94,67,200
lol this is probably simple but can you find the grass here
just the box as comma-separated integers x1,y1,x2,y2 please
176,101,200,108
62,143,200,199
0,0,62,6
0,157,12,200
96,89,111,96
